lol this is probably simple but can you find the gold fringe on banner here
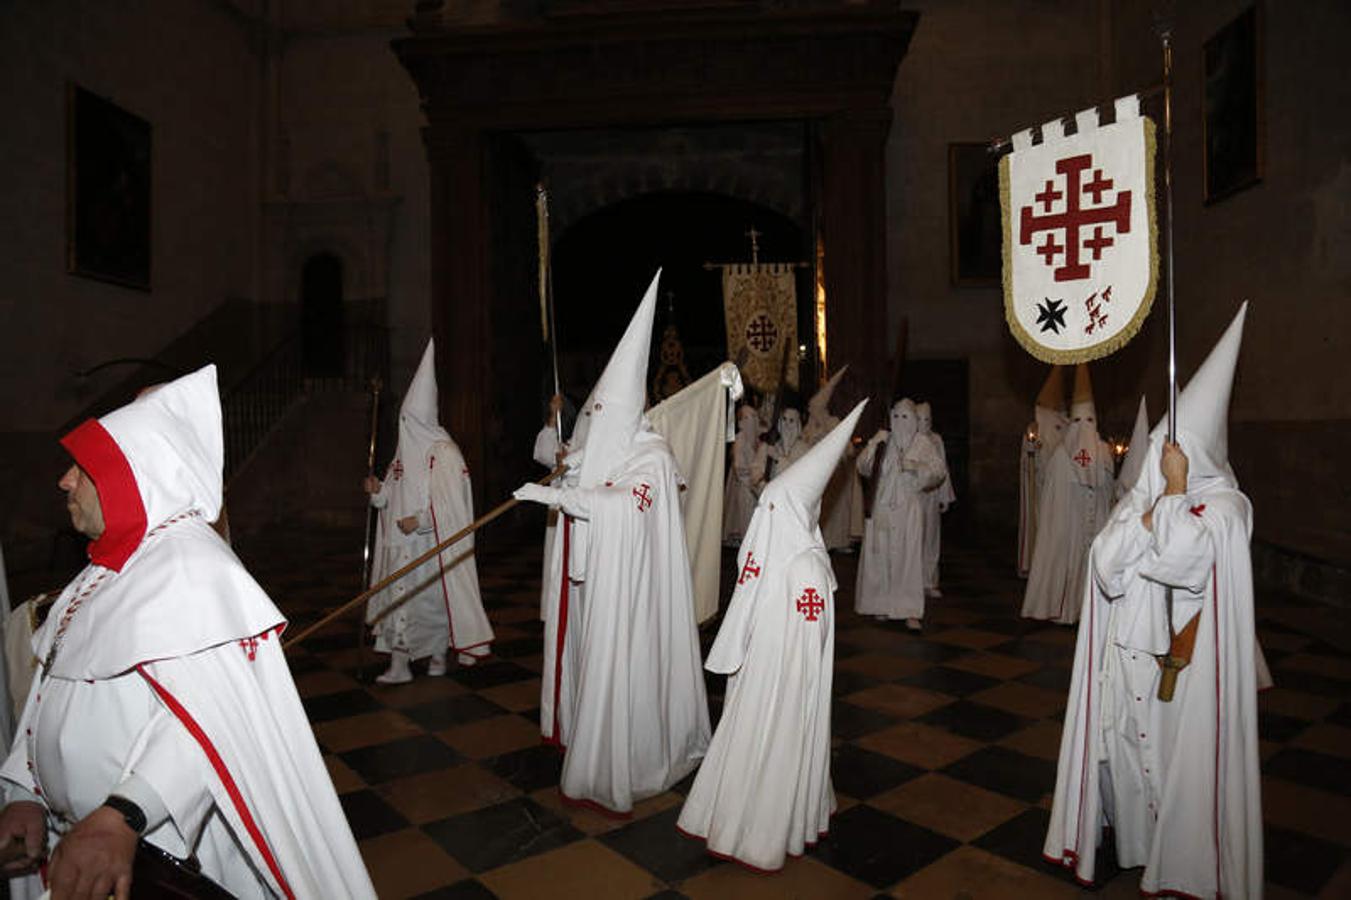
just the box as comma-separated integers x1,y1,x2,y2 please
1001,118,1160,365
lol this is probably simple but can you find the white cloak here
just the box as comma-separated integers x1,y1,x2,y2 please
722,424,765,545
918,432,954,590
855,436,945,619
2,516,376,900
1043,487,1262,898
648,363,742,624
1021,438,1115,624
810,413,856,551
1017,427,1041,577
540,433,710,814
367,440,493,659
533,424,564,620
677,547,837,870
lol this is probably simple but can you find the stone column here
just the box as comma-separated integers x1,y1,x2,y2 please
424,125,490,510
821,107,892,425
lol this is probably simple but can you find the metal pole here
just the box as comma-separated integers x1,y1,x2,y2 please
1161,30,1178,441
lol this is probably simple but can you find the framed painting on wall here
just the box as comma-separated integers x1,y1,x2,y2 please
948,141,1006,287
67,84,152,289
1203,4,1263,204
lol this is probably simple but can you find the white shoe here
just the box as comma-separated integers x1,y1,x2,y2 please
375,650,413,684
427,654,447,677
905,618,923,632
457,650,487,667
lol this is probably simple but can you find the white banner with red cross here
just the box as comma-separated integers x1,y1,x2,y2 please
721,263,799,394
1000,95,1158,363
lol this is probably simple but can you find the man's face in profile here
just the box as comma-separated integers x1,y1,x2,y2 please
59,464,105,539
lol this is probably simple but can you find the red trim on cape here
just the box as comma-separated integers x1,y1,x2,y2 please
550,515,572,743
429,499,460,651
558,790,632,820
1040,851,1097,888
60,419,147,572
676,824,830,875
1212,562,1222,897
137,666,296,900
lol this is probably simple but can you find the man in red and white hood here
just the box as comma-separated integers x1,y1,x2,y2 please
0,365,375,900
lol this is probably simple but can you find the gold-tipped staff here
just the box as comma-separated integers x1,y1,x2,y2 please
354,376,382,681
285,465,566,651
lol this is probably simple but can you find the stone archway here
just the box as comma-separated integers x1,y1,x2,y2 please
394,2,917,508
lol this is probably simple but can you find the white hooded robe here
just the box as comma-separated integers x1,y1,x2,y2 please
677,401,866,872
855,400,945,620
366,340,492,661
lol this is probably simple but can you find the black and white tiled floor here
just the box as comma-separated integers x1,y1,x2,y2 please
238,528,1351,899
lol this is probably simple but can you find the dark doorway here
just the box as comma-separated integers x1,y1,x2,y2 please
904,359,971,531
551,191,812,406
301,253,344,377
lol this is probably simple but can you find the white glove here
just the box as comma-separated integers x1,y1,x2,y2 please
513,483,562,506
869,429,890,447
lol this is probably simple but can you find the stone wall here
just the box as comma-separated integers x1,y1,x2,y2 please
887,0,1351,571
0,0,262,432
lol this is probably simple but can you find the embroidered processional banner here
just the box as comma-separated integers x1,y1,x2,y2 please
1001,95,1158,364
721,263,799,394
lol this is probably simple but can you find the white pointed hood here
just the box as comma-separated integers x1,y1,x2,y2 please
916,401,933,436
61,365,224,571
1034,365,1069,453
803,365,847,445
1138,303,1248,495
887,398,919,456
765,400,868,530
807,365,847,420
576,270,660,488
1116,395,1150,495
705,400,866,676
777,408,803,454
387,339,454,518
1063,363,1104,485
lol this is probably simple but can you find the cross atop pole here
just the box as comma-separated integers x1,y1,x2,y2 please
745,226,762,264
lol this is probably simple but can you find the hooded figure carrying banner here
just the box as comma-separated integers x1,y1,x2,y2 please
678,401,867,872
513,272,710,816
855,399,946,629
0,366,376,900
722,404,767,546
1018,366,1069,577
1021,364,1115,624
1043,305,1265,899
364,339,493,683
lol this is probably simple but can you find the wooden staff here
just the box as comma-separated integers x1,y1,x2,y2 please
863,318,908,519
359,376,384,589
284,465,566,650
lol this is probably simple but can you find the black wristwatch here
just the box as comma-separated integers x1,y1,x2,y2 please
102,794,147,834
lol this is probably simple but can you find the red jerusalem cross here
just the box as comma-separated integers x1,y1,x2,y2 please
1073,449,1092,468
632,483,654,512
745,314,778,353
738,552,761,584
796,587,825,622
1020,154,1132,282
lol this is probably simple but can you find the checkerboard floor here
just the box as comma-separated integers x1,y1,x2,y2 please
237,527,1351,899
